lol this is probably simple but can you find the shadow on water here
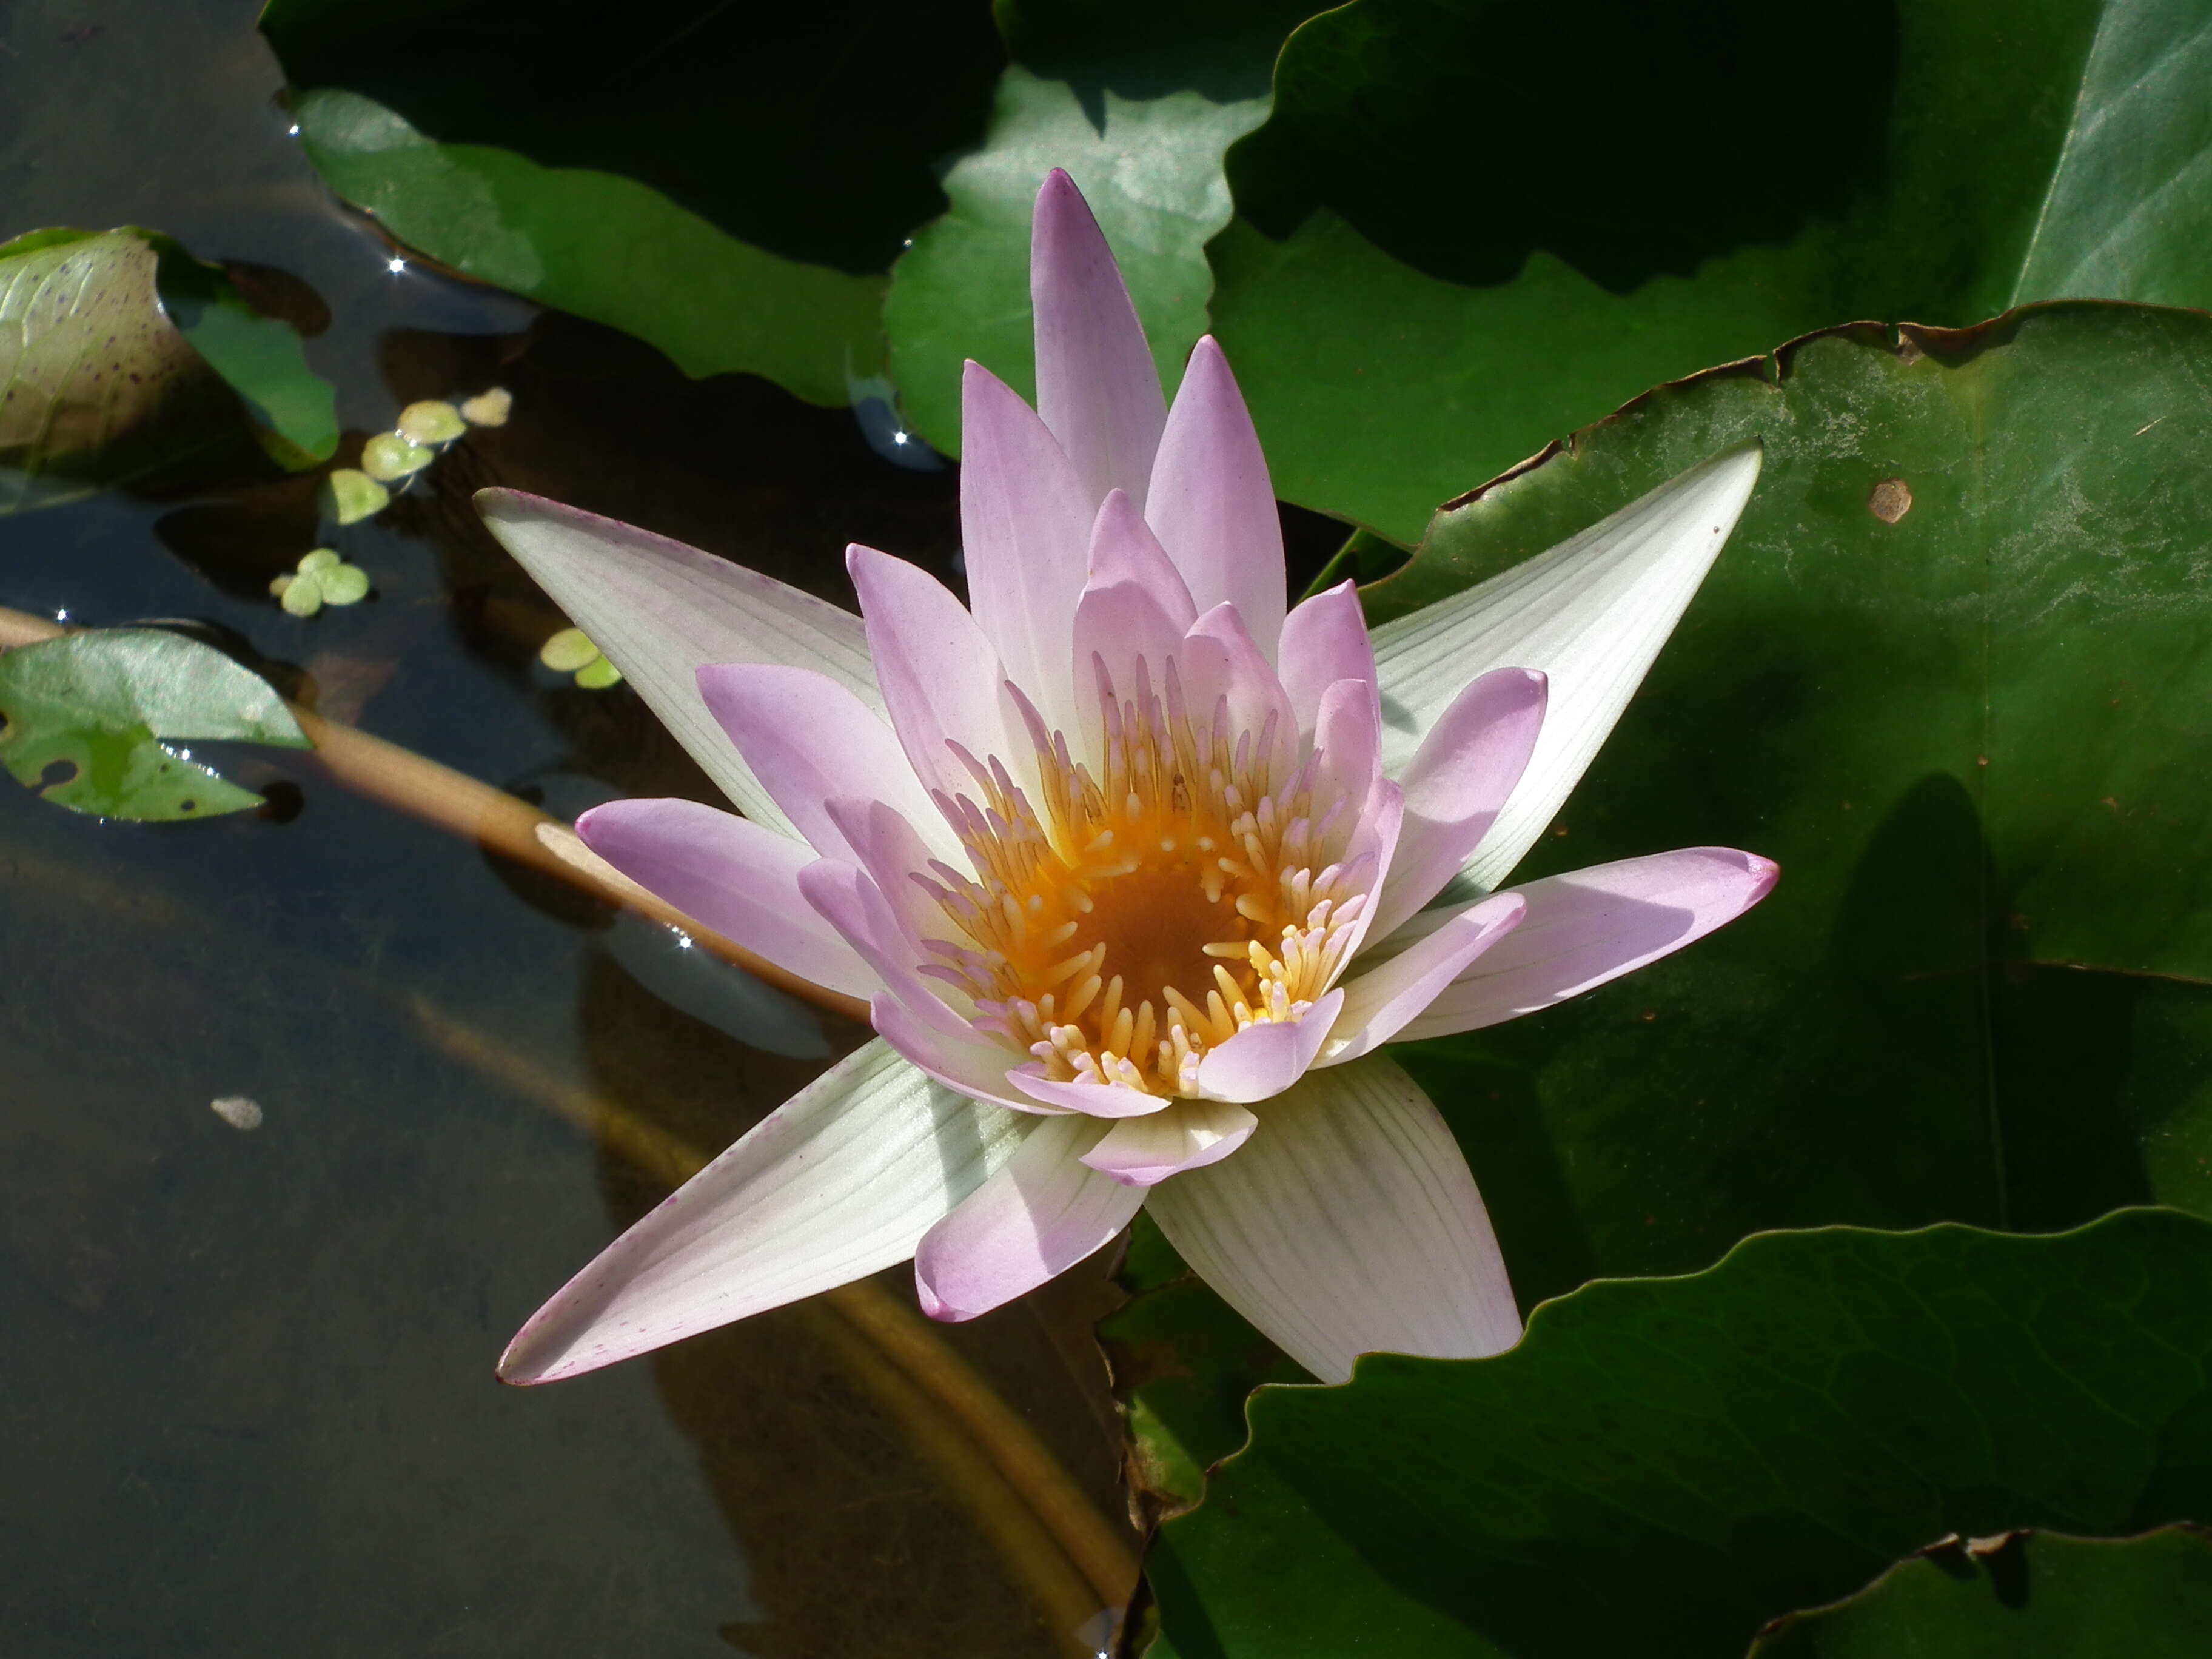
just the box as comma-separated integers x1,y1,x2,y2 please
253,0,1007,273
1233,0,1902,294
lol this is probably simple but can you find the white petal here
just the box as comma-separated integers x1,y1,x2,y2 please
477,489,876,835
498,1039,1034,1382
1396,846,1779,1039
1144,1054,1520,1383
1369,443,1761,890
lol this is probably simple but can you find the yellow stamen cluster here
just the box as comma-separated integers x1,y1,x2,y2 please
913,658,1375,1098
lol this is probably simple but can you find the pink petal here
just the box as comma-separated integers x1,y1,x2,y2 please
1310,675,1383,824
1321,891,1525,1065
797,859,979,1050
1278,580,1378,746
1195,988,1344,1102
869,994,1064,1118
846,545,1025,807
1079,1099,1258,1186
1312,679,1406,954
914,1111,1146,1321
1396,847,1781,1040
499,1039,1036,1382
697,663,948,864
1011,1067,1175,1118
1142,1054,1520,1383
820,795,952,956
959,362,1098,734
1071,491,1195,740
1178,601,1297,782
575,799,877,1000
1030,169,1168,514
1145,337,1287,660
478,490,875,835
1088,487,1198,628
1368,668,1547,940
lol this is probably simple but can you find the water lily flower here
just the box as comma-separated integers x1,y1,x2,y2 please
478,172,1775,1386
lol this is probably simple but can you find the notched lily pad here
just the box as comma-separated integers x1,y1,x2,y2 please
1153,1208,2212,1659
0,630,311,820
1749,1527,2212,1657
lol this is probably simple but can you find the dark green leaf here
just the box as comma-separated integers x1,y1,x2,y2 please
1100,1215,1310,1520
1748,1527,2212,1658
885,65,1269,455
884,2,1318,451
0,229,244,511
1155,1210,2212,1659
1346,304,2212,1309
1216,0,2212,539
0,631,310,820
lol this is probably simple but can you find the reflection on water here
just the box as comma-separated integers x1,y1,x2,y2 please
0,2,1128,1652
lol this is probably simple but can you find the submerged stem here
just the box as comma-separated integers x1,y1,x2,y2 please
0,602,868,1024
408,1000,1139,1638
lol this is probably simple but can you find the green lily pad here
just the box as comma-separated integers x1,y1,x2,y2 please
143,232,338,468
0,229,245,512
884,63,1270,452
0,630,310,820
1153,1208,2212,1659
1332,303,2212,1315
1215,0,2212,540
1747,1527,2212,1658
1116,303,2212,1531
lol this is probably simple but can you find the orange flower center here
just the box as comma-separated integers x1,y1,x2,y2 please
914,664,1372,1097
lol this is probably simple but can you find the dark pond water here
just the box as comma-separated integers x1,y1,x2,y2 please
0,3,1139,1653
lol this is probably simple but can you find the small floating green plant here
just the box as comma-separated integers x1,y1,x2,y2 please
270,548,370,617
538,625,622,689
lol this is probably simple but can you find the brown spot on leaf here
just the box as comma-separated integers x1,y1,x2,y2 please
1868,477,1913,523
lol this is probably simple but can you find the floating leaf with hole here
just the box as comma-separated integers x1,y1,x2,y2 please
1747,1527,2212,1658
0,630,310,820
1153,1209,2212,1659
